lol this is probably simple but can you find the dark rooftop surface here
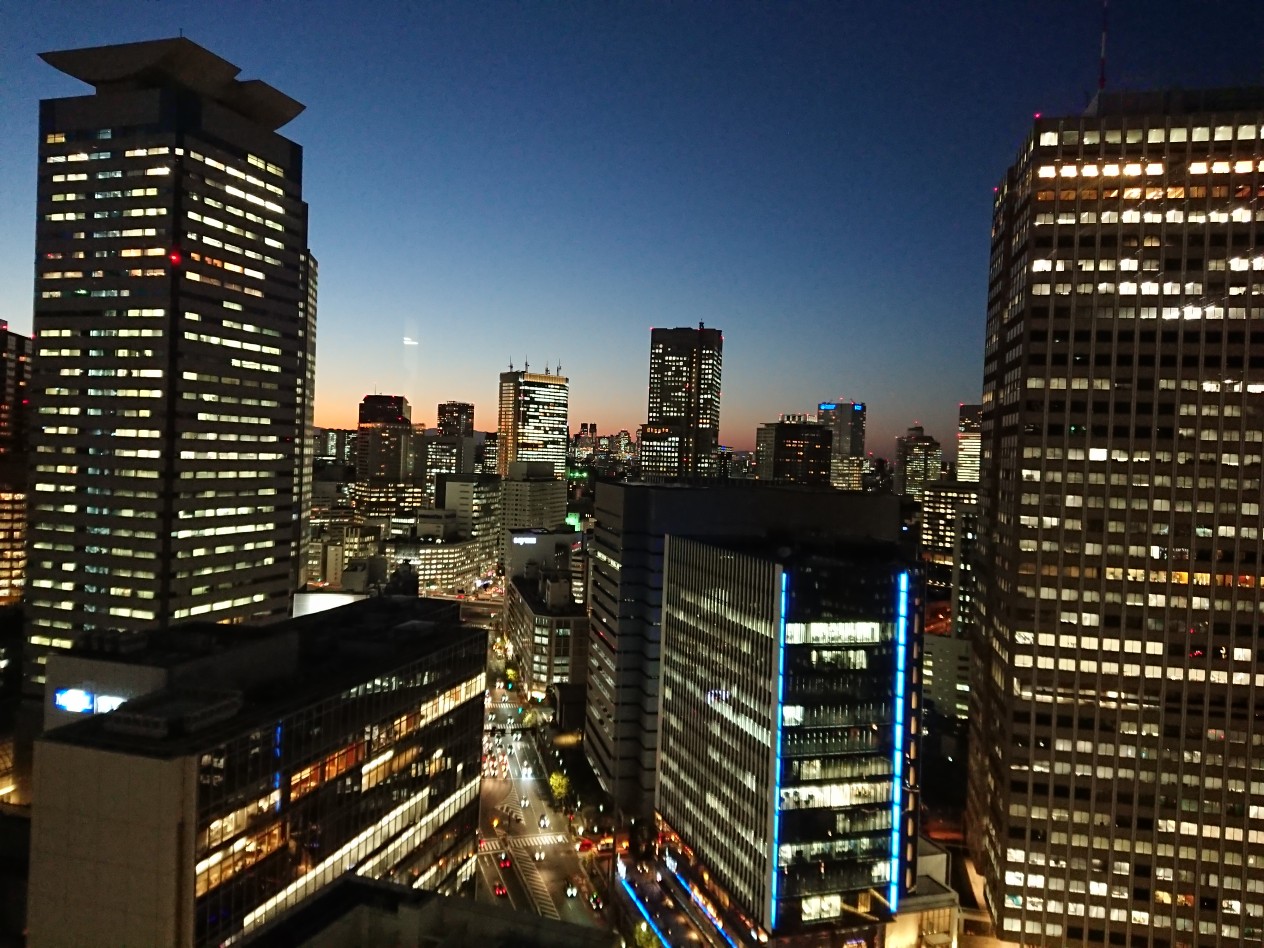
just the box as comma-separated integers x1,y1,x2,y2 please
41,37,304,130
42,597,484,758
1084,87,1264,118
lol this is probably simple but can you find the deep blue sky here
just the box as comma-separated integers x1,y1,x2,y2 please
3,2,1264,452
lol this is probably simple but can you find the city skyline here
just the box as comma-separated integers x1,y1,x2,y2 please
5,2,1264,451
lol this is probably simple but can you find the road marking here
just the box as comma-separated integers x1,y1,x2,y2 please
513,850,561,920
507,832,569,848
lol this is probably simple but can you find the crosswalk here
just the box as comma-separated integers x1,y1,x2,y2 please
507,831,569,849
477,829,570,920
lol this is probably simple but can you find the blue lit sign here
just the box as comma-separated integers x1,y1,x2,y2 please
53,687,128,715
770,569,788,930
853,404,863,411
53,688,93,714
818,402,837,411
889,570,910,912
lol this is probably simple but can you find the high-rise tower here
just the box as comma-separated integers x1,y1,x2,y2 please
969,88,1264,947
956,403,982,482
893,425,941,502
639,323,723,480
657,536,920,943
352,395,417,516
25,38,314,692
0,322,33,608
496,368,568,479
818,400,866,489
437,400,474,438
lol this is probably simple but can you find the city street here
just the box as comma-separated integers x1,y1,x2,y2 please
476,686,609,932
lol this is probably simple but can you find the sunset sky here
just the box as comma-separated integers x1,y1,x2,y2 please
3,1,1262,452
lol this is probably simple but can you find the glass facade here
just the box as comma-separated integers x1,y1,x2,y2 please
192,633,484,945
657,536,920,942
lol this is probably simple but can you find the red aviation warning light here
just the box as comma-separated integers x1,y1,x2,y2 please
168,249,183,267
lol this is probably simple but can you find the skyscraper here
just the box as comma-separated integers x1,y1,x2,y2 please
25,38,314,691
956,403,982,482
437,400,474,438
657,536,920,944
754,416,832,485
496,368,568,479
585,481,904,816
0,321,32,607
969,88,1264,947
639,323,723,479
893,425,941,502
920,480,980,593
818,400,867,489
352,394,419,516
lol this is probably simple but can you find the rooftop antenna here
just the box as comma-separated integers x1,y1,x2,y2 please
508,359,514,372
557,359,563,376
524,356,529,373
1098,0,1108,93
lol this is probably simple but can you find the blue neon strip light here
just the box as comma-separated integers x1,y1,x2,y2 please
770,569,789,931
673,870,741,948
619,878,671,948
889,570,909,911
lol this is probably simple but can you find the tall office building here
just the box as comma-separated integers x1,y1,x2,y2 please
25,38,314,692
478,431,499,475
355,395,412,482
585,481,904,816
819,400,867,489
969,89,1264,947
496,368,568,479
921,480,980,593
437,400,474,438
437,473,502,576
754,417,833,485
658,536,920,944
502,460,567,551
639,323,723,479
0,322,33,607
893,426,942,502
956,403,982,482
313,427,355,466
353,394,420,516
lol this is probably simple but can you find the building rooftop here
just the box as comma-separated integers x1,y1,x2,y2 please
41,37,304,130
510,575,586,618
42,597,483,758
1084,86,1264,119
246,875,616,948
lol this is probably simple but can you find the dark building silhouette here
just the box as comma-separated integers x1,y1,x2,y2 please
640,324,723,479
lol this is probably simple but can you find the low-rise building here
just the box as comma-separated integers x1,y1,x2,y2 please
27,598,486,948
506,573,588,696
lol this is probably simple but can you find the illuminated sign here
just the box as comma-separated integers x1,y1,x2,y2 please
53,688,93,714
512,536,537,546
818,402,837,411
53,687,128,715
